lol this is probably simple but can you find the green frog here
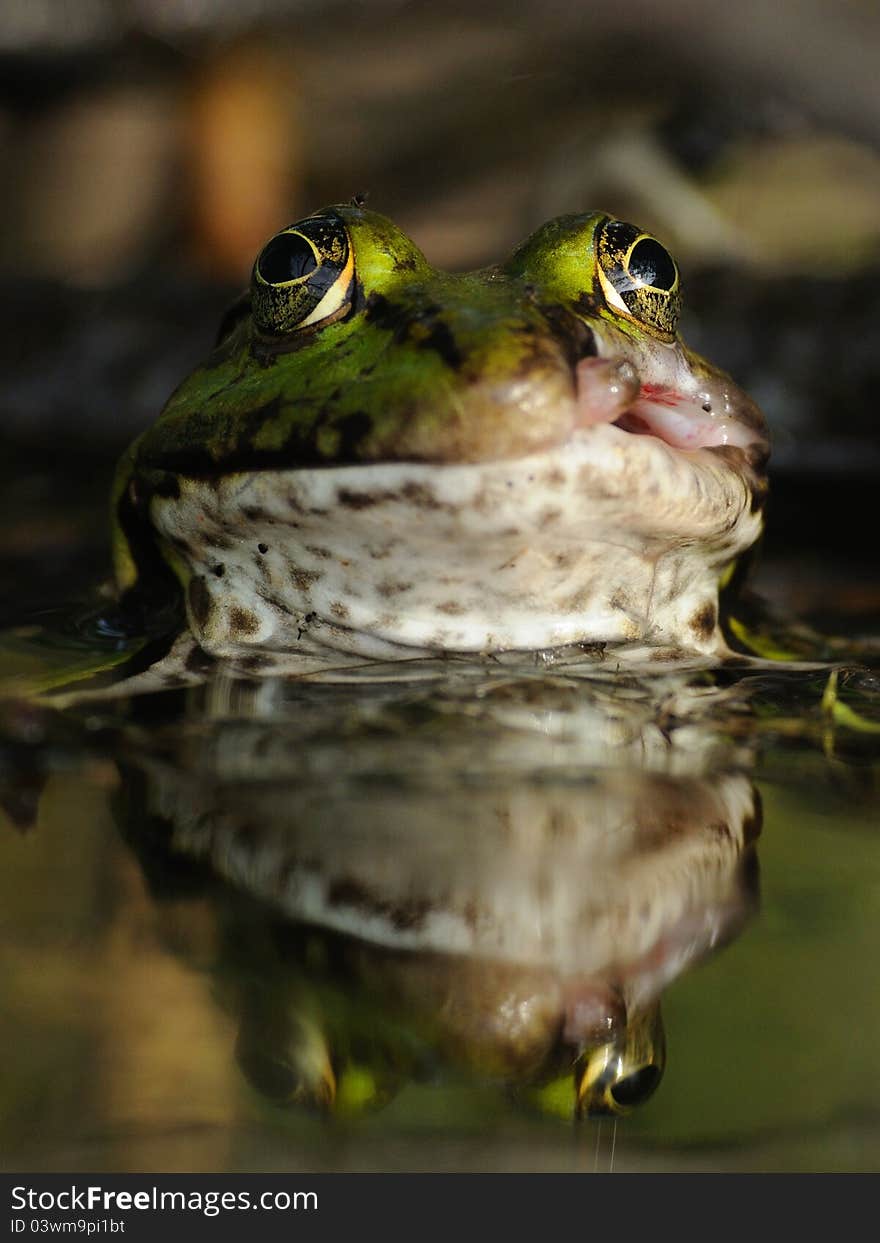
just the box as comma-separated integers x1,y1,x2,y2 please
111,202,769,665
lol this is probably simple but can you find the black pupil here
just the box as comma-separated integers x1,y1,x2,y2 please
257,232,318,284
609,1065,661,1107
627,238,677,291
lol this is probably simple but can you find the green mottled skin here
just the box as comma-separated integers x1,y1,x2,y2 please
121,210,600,474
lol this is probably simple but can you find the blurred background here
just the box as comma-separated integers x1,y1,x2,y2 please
2,2,880,1175
1,0,879,619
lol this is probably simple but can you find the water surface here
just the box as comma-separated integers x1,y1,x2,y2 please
2,646,878,1173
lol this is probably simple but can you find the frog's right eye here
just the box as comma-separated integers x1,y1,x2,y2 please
595,217,681,340
251,212,354,336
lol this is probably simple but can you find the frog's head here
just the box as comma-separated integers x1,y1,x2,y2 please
114,204,769,658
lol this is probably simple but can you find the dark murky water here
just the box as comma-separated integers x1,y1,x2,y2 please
2,634,879,1173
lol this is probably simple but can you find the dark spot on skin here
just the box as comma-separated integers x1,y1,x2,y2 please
571,291,601,318
330,601,349,620
401,481,444,509
305,545,331,559
257,542,269,555
364,292,405,329
690,602,717,640
238,653,272,672
377,580,413,598
539,508,562,529
547,809,574,838
337,488,378,510
347,277,368,317
470,489,490,515
416,319,463,369
237,394,286,450
364,292,464,368
437,601,465,615
609,589,629,610
337,482,447,511
558,588,591,613
229,606,260,636
327,878,431,931
462,900,480,931
576,463,616,499
334,410,375,459
243,506,273,523
650,646,687,662
388,902,431,932
150,472,181,500
184,642,215,674
212,564,225,578
187,577,211,630
540,301,597,368
542,468,566,486
290,566,320,591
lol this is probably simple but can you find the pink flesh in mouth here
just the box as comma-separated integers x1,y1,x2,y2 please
574,357,755,451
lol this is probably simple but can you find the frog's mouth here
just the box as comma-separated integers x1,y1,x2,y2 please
573,356,767,457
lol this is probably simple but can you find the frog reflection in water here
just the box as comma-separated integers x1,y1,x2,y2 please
123,677,760,1120
112,204,768,667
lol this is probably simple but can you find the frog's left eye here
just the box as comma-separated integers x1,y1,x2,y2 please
251,212,354,336
607,1063,662,1111
595,218,681,339
577,1053,664,1117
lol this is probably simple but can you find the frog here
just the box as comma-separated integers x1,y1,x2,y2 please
110,201,769,668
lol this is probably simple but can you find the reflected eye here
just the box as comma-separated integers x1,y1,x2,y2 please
573,1004,666,1117
251,212,354,336
608,1063,662,1109
596,218,681,339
